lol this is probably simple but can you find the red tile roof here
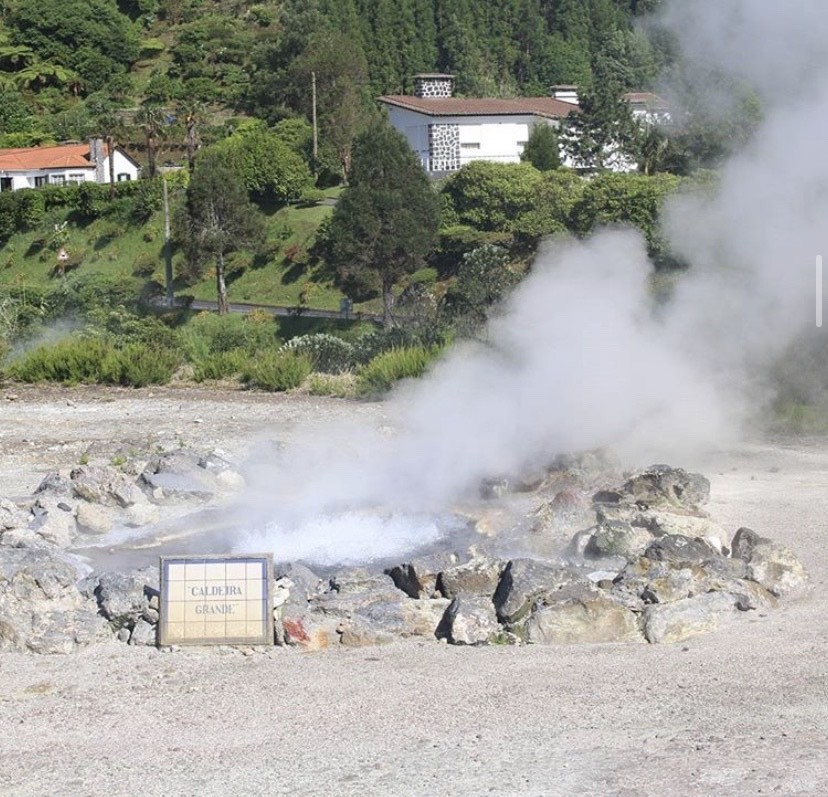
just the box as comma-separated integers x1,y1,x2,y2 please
378,95,580,119
0,143,105,172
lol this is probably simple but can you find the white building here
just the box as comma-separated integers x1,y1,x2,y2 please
0,138,140,192
378,74,579,177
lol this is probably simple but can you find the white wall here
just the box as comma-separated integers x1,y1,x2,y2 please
0,149,140,192
386,106,431,169
457,116,541,166
104,150,141,183
385,105,560,173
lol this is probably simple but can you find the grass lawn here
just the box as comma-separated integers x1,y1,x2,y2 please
0,187,382,313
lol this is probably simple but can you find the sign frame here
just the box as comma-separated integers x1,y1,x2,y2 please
158,553,274,646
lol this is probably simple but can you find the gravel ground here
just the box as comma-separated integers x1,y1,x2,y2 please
1,386,827,796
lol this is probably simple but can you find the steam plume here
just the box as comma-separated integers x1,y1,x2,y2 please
236,0,828,562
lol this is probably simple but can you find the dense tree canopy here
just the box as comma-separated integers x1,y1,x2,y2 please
323,122,440,327
179,156,266,313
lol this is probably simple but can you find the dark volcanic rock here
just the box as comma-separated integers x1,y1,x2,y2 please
644,534,721,565
385,551,464,599
619,465,710,512
493,559,582,626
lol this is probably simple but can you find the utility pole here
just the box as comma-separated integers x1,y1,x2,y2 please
311,70,318,173
163,174,174,307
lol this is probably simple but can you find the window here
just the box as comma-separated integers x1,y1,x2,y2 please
34,175,48,187
50,174,65,186
461,142,481,150
117,173,131,182
67,173,84,185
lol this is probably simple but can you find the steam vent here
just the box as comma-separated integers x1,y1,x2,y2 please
0,446,808,652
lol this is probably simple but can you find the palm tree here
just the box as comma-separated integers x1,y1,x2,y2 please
135,103,164,178
98,110,127,198
177,99,204,170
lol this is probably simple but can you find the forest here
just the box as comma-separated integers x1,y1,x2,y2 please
0,0,666,158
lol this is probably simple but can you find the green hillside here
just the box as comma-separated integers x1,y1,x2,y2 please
0,182,368,312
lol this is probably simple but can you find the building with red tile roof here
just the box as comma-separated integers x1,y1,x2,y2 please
0,139,140,192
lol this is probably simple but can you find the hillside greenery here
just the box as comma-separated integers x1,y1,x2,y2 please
0,0,759,393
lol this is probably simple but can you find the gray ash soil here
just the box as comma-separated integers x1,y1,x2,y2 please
1,385,827,796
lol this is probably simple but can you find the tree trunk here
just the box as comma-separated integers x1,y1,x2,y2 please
216,252,229,315
186,116,198,170
107,136,116,200
147,133,157,178
382,278,394,330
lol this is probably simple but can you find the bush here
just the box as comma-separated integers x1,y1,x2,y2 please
7,337,119,385
191,349,247,382
357,346,439,396
241,350,311,392
6,336,178,386
350,327,420,365
281,333,354,374
304,372,358,398
180,312,279,359
116,343,179,386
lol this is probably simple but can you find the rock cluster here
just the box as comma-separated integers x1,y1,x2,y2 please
0,450,810,653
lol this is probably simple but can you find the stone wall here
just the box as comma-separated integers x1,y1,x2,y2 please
414,76,454,98
428,124,460,172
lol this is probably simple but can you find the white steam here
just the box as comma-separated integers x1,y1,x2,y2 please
236,0,828,562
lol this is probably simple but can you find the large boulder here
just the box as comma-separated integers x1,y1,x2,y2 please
442,596,503,645
139,449,243,502
70,465,143,508
1,498,29,532
92,569,159,631
0,548,110,653
599,465,710,513
643,592,736,644
731,527,809,598
437,557,504,600
28,498,78,548
524,585,643,644
385,551,464,599
586,520,654,559
493,559,582,626
75,503,117,535
644,534,721,566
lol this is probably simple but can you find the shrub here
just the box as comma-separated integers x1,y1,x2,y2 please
7,337,119,385
180,312,279,359
351,327,420,365
115,343,179,386
357,346,439,396
241,350,311,391
305,372,358,398
281,333,354,374
191,349,247,382
17,190,46,227
6,336,178,387
132,252,157,277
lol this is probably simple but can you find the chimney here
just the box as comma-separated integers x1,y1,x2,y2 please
412,73,455,98
89,137,106,183
550,85,580,105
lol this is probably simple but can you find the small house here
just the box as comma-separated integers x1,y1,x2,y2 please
0,138,141,192
378,74,579,177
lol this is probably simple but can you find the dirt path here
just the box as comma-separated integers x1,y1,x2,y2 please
0,387,827,796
